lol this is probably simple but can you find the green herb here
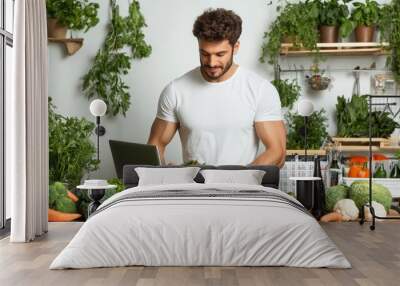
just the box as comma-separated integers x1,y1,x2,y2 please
82,0,152,116
350,0,381,27
379,0,400,83
336,94,399,138
286,109,329,149
46,0,99,32
315,0,353,37
49,97,99,189
260,1,319,65
271,79,301,109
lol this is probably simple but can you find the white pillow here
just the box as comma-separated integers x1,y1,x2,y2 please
135,167,201,186
200,169,266,185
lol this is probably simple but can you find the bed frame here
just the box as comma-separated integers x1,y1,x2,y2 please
122,164,280,189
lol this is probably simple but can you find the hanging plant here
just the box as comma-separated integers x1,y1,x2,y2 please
379,0,400,83
82,0,152,116
286,109,329,149
271,79,301,109
260,1,319,65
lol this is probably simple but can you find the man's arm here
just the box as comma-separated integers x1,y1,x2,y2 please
250,120,286,168
147,118,179,165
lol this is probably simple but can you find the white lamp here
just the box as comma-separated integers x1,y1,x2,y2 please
89,99,107,161
296,99,314,161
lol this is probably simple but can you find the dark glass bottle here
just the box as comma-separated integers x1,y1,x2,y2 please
313,155,325,220
390,162,400,178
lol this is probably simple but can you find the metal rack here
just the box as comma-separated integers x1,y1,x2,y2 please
359,95,400,230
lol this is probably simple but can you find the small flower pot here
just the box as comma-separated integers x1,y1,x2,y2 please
355,25,375,42
319,25,339,43
47,18,68,38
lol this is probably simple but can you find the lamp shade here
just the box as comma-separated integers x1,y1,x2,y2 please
297,99,314,117
89,99,107,117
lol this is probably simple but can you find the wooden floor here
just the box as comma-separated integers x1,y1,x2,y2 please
0,222,399,286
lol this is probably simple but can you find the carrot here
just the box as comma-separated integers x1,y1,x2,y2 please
67,190,79,203
320,212,343,222
48,209,81,222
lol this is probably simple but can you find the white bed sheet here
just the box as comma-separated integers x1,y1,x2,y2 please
50,183,351,269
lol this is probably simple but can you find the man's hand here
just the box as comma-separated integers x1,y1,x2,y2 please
147,118,179,165
250,120,286,168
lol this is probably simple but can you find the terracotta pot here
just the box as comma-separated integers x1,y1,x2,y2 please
47,18,67,38
355,25,375,42
282,35,297,44
319,25,339,43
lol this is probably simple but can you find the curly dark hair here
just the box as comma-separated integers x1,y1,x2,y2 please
192,8,242,46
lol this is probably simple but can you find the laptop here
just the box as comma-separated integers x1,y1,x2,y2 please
109,140,161,179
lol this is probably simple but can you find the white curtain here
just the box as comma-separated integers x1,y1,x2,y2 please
7,0,49,242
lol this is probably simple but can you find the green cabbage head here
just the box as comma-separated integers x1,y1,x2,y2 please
325,184,350,212
349,181,392,212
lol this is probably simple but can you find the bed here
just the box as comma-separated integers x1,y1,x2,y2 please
49,165,351,269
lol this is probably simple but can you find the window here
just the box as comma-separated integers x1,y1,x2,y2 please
1,0,14,232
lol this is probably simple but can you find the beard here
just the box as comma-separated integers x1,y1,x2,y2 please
200,53,234,81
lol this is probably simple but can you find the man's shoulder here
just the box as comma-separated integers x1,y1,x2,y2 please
239,67,270,85
171,66,201,86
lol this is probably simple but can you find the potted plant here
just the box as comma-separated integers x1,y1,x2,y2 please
260,1,319,64
271,79,301,109
306,63,331,90
46,0,99,38
379,0,400,83
350,0,381,42
48,97,100,189
286,109,329,150
316,0,352,43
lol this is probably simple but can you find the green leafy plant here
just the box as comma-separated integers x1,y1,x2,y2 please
260,1,319,65
49,97,99,189
46,0,99,32
379,0,400,83
350,0,381,27
82,0,152,116
336,94,399,137
271,79,301,109
315,0,353,37
286,109,329,149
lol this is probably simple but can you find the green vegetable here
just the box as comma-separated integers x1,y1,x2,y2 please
49,181,77,213
49,182,68,209
82,0,152,117
49,97,99,189
107,178,125,193
260,1,319,65
271,79,301,109
286,109,328,149
336,94,399,138
349,181,392,212
55,196,78,213
373,164,387,178
325,184,349,212
46,0,99,32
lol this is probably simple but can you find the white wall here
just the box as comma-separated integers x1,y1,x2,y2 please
48,0,390,181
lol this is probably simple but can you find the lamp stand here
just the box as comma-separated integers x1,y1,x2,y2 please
304,116,308,162
94,116,106,161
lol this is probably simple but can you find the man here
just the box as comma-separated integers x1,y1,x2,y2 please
147,8,286,167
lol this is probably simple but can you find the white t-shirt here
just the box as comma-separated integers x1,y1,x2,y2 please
156,66,282,165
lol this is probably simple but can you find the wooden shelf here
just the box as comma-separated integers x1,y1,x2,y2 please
324,137,400,152
48,38,84,55
286,149,326,156
280,42,390,56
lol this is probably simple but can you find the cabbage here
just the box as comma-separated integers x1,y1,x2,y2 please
325,184,349,212
349,181,392,212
